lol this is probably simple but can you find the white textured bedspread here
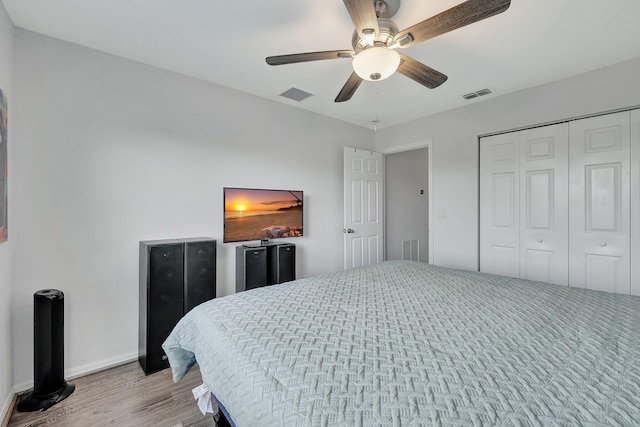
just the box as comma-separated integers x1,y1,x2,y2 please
163,261,640,426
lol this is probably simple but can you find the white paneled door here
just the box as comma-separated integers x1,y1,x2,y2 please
519,124,569,285
569,111,631,294
344,147,384,270
480,132,521,278
480,124,569,285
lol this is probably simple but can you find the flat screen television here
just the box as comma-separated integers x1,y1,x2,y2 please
223,187,303,243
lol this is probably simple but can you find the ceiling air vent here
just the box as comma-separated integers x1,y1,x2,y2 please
280,87,314,102
463,88,493,100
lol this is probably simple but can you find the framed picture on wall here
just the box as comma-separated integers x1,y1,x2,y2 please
0,89,7,243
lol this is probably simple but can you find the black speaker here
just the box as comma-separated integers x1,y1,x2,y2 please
139,238,216,375
17,289,75,412
139,241,184,374
184,240,216,313
267,243,296,285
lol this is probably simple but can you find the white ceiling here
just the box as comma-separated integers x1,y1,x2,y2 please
3,0,640,130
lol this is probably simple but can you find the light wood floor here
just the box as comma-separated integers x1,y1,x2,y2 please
6,362,215,427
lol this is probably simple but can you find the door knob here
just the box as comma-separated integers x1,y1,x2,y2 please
343,228,355,234
600,242,607,247
537,238,543,243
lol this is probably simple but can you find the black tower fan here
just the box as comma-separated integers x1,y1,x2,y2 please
17,289,75,412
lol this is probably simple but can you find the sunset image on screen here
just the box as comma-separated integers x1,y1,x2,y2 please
224,188,303,242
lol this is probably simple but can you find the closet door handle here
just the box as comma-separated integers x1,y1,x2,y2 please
537,238,543,243
600,242,608,247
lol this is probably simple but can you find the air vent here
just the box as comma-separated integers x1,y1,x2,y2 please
279,87,314,102
463,88,493,100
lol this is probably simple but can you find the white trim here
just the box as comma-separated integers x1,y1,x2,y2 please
1,392,14,426
381,140,435,264
631,109,640,296
12,351,138,393
479,104,640,139
378,140,432,155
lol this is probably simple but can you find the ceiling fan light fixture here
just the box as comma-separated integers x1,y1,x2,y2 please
352,47,400,81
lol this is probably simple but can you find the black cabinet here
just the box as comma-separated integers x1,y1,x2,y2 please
236,245,267,292
267,243,295,285
139,238,216,375
236,243,296,292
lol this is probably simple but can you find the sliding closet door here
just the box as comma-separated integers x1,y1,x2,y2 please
519,124,569,285
569,111,631,294
480,132,520,277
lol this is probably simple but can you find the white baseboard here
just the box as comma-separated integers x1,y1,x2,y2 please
1,391,15,427
13,351,138,394
65,351,139,381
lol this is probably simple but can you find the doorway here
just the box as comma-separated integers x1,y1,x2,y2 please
385,147,430,263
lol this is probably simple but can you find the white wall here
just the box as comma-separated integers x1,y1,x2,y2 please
376,57,640,271
11,30,374,388
0,2,13,420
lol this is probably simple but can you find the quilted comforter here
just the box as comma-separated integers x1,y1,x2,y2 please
163,260,640,426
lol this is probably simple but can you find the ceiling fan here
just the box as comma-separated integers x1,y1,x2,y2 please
266,0,511,102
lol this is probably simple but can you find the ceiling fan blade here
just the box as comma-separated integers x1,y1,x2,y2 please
266,50,354,66
393,0,511,48
343,0,380,39
335,72,363,102
397,55,448,89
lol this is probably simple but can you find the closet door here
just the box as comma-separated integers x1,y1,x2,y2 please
480,132,520,277
519,124,569,285
569,111,631,294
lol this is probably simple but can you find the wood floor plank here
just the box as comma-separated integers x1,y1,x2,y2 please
7,362,215,427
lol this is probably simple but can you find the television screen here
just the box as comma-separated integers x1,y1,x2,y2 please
224,187,303,243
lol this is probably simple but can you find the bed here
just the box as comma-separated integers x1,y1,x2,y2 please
163,260,640,426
